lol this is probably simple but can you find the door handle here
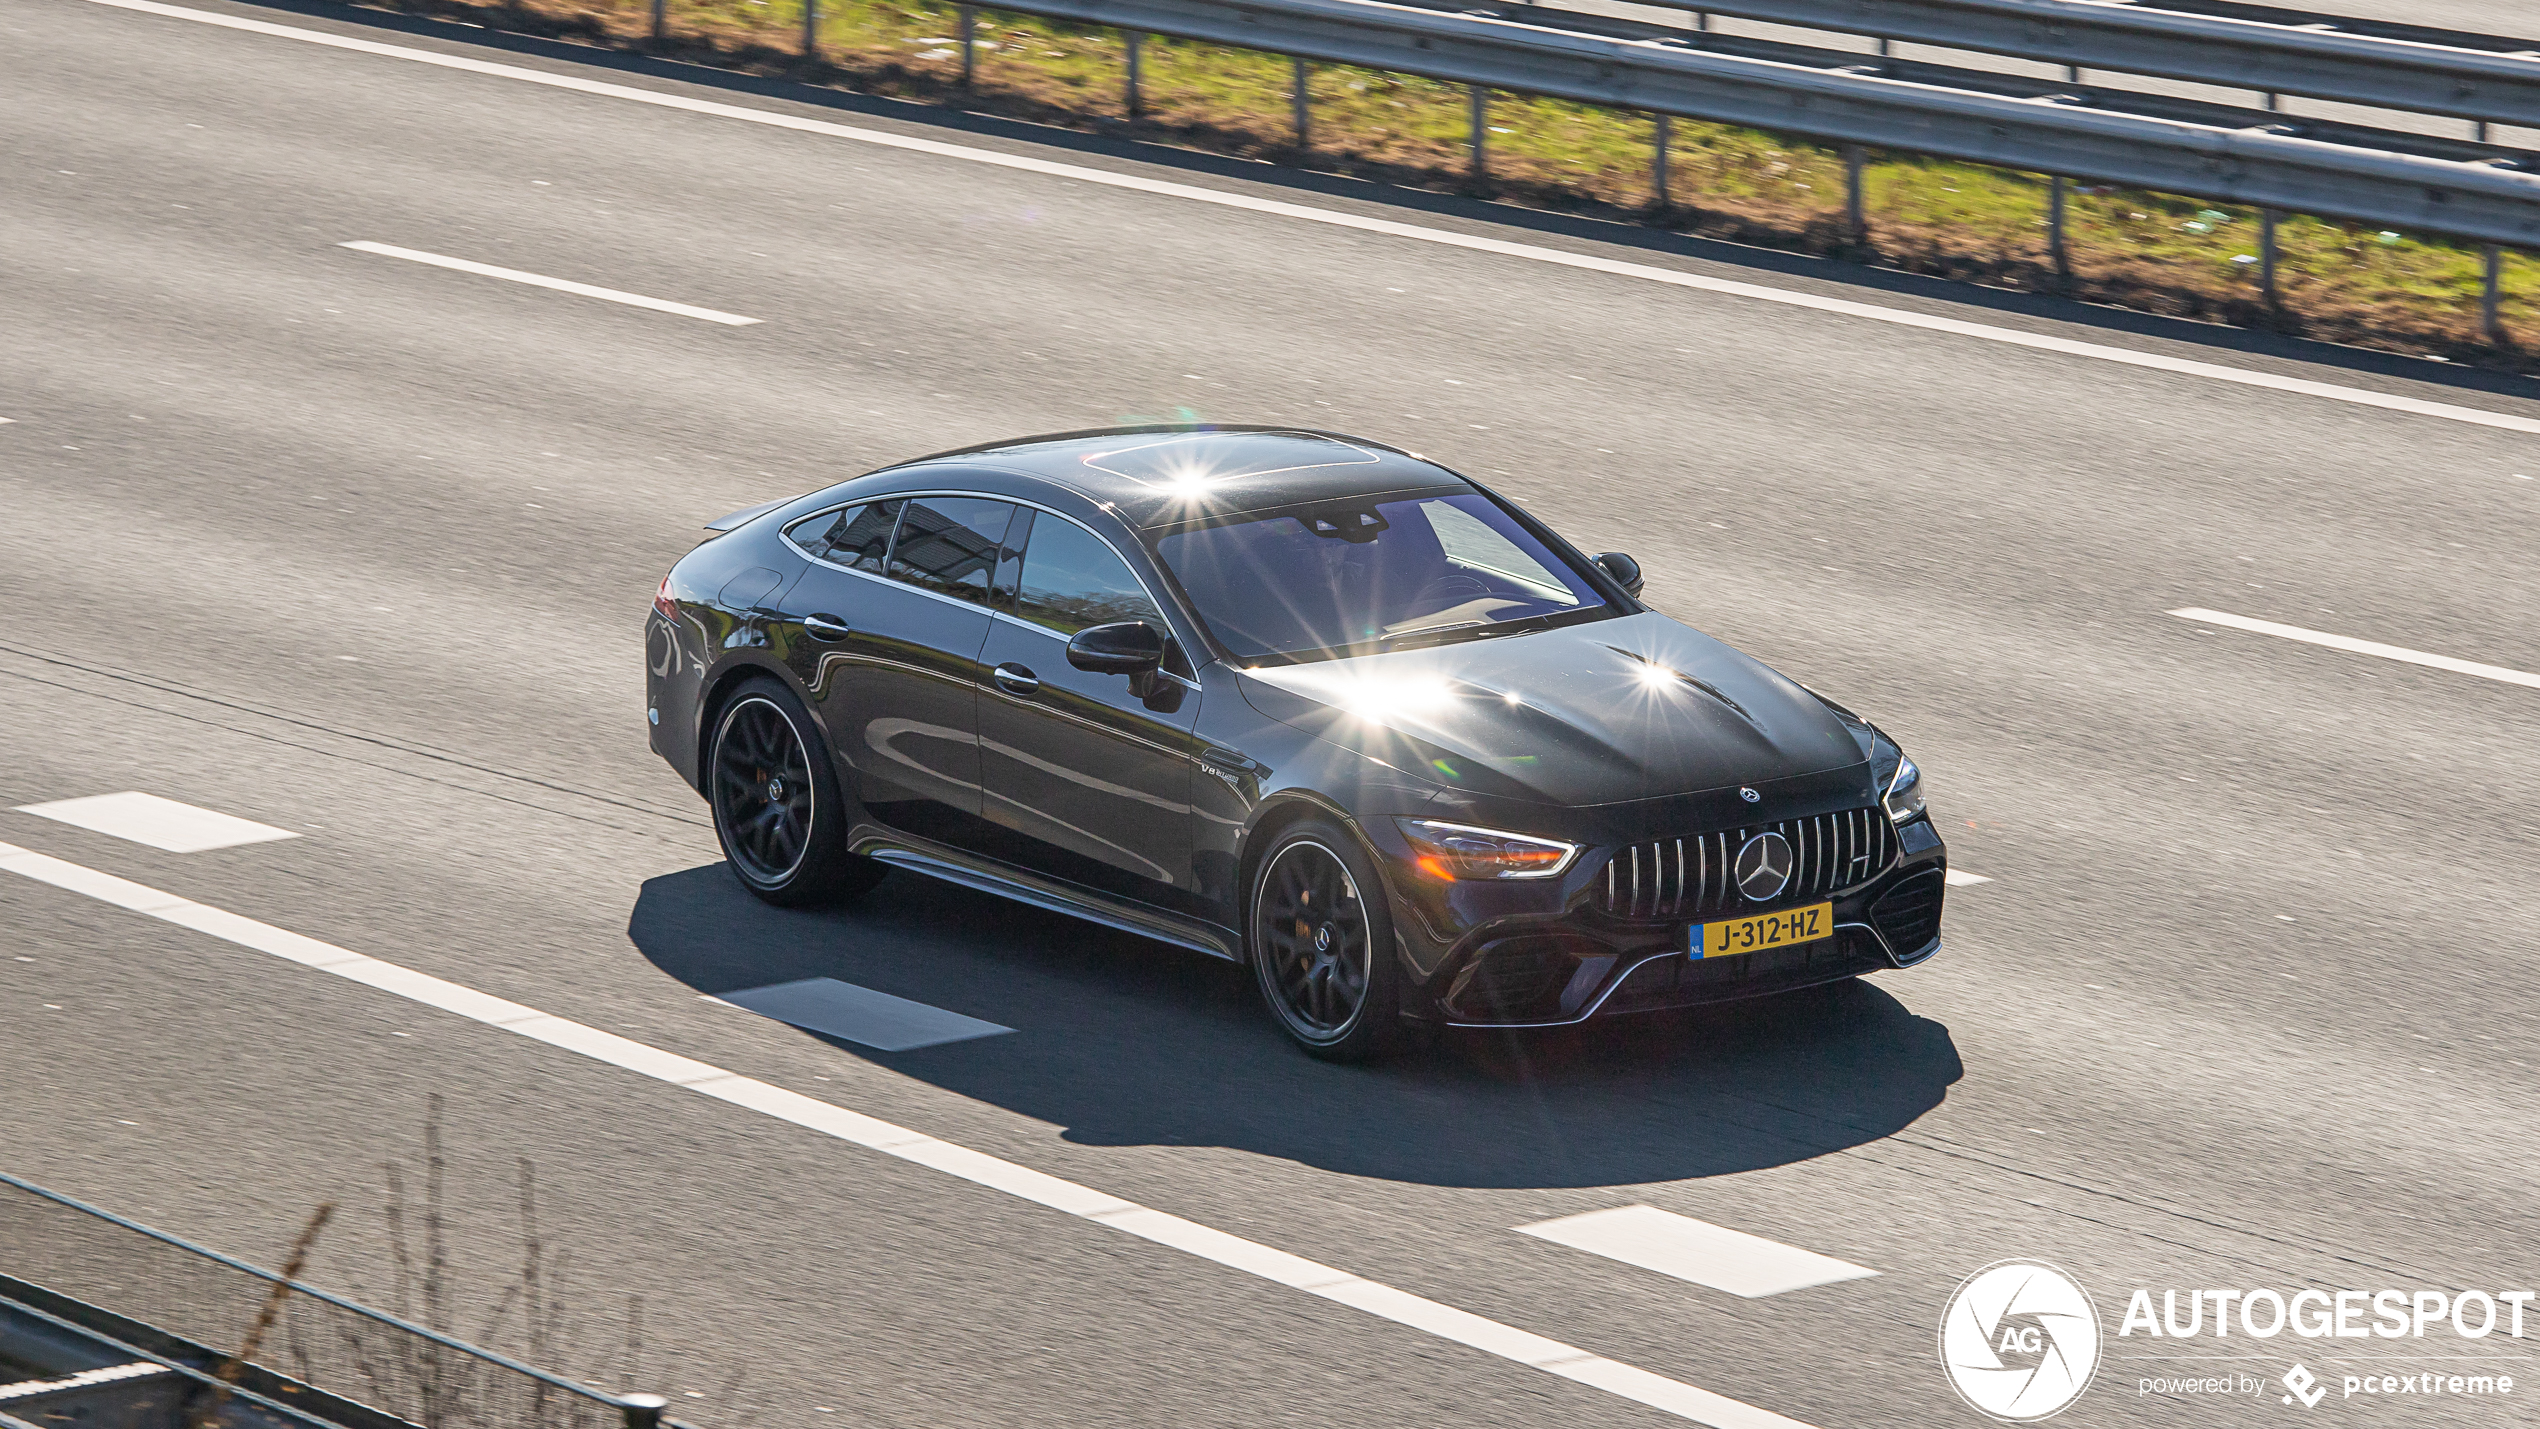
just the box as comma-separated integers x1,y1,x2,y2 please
802,613,852,642
992,662,1041,697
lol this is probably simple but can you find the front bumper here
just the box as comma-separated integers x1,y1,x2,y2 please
1384,820,1948,1028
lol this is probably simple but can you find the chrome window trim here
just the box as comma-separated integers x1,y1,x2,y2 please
781,491,1185,642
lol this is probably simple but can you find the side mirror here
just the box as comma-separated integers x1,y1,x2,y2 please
1593,551,1645,598
1066,620,1166,676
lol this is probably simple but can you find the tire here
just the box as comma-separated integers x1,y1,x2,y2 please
1247,818,1406,1061
706,677,885,907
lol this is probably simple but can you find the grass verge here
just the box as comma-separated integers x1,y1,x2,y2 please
364,0,2536,371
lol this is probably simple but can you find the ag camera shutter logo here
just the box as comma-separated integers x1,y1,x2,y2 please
1940,1260,2103,1421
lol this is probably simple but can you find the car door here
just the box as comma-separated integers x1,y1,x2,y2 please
974,508,1205,910
778,495,1015,841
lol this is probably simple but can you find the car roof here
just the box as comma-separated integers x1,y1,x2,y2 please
884,425,1470,530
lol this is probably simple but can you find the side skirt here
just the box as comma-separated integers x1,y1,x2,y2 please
851,826,1243,963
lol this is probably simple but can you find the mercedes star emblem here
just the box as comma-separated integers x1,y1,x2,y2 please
1735,831,1794,902
1739,786,1761,803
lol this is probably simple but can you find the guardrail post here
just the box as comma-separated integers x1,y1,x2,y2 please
1126,31,1143,118
1653,113,1671,209
1468,86,1487,185
1292,56,1310,149
2048,174,2068,287
2259,208,2280,313
1843,145,1866,244
2484,245,2507,345
800,0,817,60
648,0,666,43
960,6,976,88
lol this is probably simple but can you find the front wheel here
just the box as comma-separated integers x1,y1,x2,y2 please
1248,820,1405,1061
707,677,884,907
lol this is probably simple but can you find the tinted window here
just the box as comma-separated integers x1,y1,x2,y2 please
886,497,1014,605
1014,517,1163,635
788,500,899,573
1151,491,1606,663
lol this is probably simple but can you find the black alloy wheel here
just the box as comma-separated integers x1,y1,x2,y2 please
707,678,884,906
1250,820,1403,1060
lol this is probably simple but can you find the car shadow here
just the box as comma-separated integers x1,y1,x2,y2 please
628,864,1962,1188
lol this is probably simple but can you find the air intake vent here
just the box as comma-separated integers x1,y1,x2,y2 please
1869,868,1946,959
1594,806,1896,920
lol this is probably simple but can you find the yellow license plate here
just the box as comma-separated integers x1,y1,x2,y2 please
1695,902,1833,958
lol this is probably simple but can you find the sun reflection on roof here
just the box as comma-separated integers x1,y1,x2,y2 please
1081,430,1384,493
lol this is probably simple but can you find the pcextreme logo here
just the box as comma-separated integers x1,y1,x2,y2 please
1940,1260,2104,1421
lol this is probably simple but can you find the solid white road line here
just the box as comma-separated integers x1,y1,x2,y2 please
338,241,761,325
0,841,1816,1429
715,976,1012,1051
1944,870,1990,887
2169,608,2540,691
88,0,2540,438
1518,1206,1878,1298
14,792,298,853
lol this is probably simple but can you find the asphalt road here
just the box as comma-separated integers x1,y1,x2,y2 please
3,1,2537,1427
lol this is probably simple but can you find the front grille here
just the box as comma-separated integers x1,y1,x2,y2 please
1870,868,1946,958
1594,806,1897,920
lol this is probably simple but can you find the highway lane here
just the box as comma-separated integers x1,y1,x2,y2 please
3,1,2538,1426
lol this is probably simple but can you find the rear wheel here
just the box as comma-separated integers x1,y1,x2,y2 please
1248,820,1404,1061
708,678,884,906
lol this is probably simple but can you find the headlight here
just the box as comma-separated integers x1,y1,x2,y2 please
1883,753,1926,825
1395,819,1581,879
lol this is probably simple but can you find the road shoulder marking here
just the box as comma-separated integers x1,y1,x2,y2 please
340,242,760,324
85,0,2540,438
1519,1205,1879,1298
2169,608,2540,691
0,840,1815,1429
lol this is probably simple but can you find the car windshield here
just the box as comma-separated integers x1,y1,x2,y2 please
1151,490,1612,664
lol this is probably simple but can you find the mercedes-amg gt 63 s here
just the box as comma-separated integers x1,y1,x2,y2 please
646,427,1946,1059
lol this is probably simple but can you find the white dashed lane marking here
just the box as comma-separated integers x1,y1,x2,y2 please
338,242,761,325
1944,870,1990,887
1519,1206,1879,1298
2171,608,2540,691
711,977,1012,1051
0,841,1818,1429
13,792,298,853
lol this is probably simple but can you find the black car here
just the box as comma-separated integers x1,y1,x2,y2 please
646,427,1945,1059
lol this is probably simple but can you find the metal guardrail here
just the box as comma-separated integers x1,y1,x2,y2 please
1649,0,2540,132
0,1173,673,1429
917,0,2540,247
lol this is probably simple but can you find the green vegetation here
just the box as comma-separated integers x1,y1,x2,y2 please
384,0,2533,364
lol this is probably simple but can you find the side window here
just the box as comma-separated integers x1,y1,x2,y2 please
788,501,898,573
1014,516,1164,635
886,497,1015,605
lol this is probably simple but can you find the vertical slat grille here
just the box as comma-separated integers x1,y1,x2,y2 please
1594,806,1898,919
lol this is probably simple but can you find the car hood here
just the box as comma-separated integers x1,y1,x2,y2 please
1237,611,1866,807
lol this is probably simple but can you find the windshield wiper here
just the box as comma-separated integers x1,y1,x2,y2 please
1377,620,1492,650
